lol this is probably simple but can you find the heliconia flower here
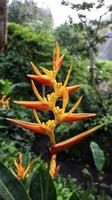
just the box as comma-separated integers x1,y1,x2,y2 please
49,154,59,179
14,101,52,111
7,42,106,180
53,42,64,74
14,152,33,180
51,123,106,155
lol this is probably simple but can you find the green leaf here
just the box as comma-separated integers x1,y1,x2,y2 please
29,167,57,200
81,188,94,200
69,192,81,200
0,162,31,200
90,141,105,172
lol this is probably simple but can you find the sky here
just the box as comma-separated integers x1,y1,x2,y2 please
9,0,112,27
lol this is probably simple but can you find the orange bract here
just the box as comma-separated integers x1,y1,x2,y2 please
62,113,96,122
51,124,103,155
14,101,52,111
27,74,54,86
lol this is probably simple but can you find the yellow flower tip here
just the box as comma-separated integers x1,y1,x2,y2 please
63,65,72,87
62,87,69,111
18,152,22,163
55,54,64,74
13,100,19,104
55,41,60,56
69,95,83,113
53,42,64,74
30,62,41,76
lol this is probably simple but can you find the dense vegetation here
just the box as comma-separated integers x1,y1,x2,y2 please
0,0,112,199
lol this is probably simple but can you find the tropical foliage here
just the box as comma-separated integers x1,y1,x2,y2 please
0,0,112,199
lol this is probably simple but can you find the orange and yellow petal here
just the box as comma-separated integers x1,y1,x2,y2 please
14,101,52,111
31,62,41,76
51,123,105,155
22,161,33,180
27,74,54,86
62,113,96,122
66,85,80,94
69,96,83,113
55,54,64,74
6,118,47,135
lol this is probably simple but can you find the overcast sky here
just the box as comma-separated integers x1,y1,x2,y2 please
9,0,112,27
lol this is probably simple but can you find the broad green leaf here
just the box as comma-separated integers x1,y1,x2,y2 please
69,192,81,200
81,188,94,200
0,162,31,200
29,167,57,200
90,141,105,172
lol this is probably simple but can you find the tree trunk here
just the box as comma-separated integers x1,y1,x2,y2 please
89,46,106,113
89,46,96,88
0,0,7,52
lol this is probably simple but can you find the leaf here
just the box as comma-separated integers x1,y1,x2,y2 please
81,188,94,200
69,188,94,200
69,192,81,200
10,82,30,94
90,141,105,172
0,162,31,200
29,167,57,200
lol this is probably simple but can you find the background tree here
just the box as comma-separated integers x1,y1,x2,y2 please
0,23,54,83
54,22,88,59
62,0,112,88
8,0,53,33
0,0,7,52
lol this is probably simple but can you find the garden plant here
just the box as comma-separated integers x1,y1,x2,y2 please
0,42,111,200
